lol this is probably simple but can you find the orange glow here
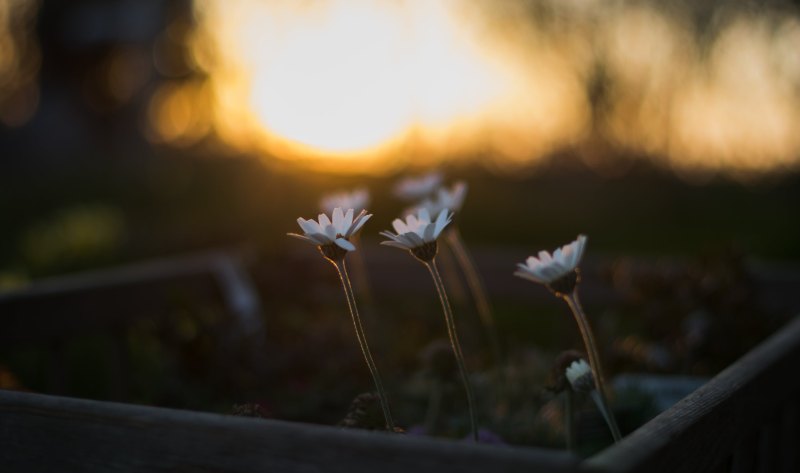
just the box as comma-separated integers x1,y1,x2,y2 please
183,0,800,177
0,0,40,127
189,0,588,171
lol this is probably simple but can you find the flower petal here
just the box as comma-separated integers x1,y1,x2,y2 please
298,217,322,235
553,247,564,264
405,231,425,248
379,230,399,240
347,211,371,237
418,207,431,223
574,235,588,267
423,222,437,241
318,213,332,228
381,240,411,250
287,233,317,245
514,269,544,284
334,237,356,251
433,209,452,239
392,218,409,234
332,208,344,233
344,208,355,228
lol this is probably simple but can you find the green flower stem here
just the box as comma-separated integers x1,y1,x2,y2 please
425,259,478,442
445,227,502,365
333,259,395,431
563,291,622,442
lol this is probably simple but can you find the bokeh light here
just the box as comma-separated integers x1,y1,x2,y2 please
174,0,800,177
0,0,40,127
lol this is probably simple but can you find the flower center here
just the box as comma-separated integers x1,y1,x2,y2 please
319,242,348,262
547,268,580,297
410,241,438,262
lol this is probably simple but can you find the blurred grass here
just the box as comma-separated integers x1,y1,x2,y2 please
1,152,798,280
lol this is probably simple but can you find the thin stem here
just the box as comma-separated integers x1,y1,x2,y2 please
333,259,395,431
590,390,618,444
425,259,478,442
563,291,622,442
445,228,502,365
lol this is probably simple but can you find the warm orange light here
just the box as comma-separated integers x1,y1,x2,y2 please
189,0,589,171
184,0,800,178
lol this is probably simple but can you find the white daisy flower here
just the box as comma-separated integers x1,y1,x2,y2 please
380,208,452,261
565,359,594,393
320,188,370,215
417,181,468,216
393,171,443,201
514,235,588,291
288,207,371,254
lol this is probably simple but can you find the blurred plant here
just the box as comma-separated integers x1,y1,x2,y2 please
419,339,456,434
516,235,622,442
320,188,370,216
606,248,784,376
288,207,395,431
380,207,478,442
393,171,443,202
547,350,585,450
565,358,619,445
417,181,502,366
20,204,126,274
339,392,390,431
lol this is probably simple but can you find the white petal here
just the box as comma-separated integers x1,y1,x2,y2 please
538,265,564,282
433,209,452,239
323,222,337,240
418,207,431,223
344,208,355,228
574,235,588,266
392,218,409,234
287,233,317,245
318,213,332,228
334,238,356,251
514,269,544,284
381,240,411,250
423,222,436,241
304,232,331,245
332,208,344,233
298,217,322,235
405,231,425,248
553,248,564,265
347,211,371,237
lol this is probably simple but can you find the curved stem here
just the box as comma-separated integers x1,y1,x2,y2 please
425,259,478,442
445,228,502,365
333,259,395,431
564,291,622,442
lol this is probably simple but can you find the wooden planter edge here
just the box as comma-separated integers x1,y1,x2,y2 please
0,388,579,473
584,315,800,473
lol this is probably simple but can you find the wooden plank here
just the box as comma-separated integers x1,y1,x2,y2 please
582,316,800,473
0,389,579,473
